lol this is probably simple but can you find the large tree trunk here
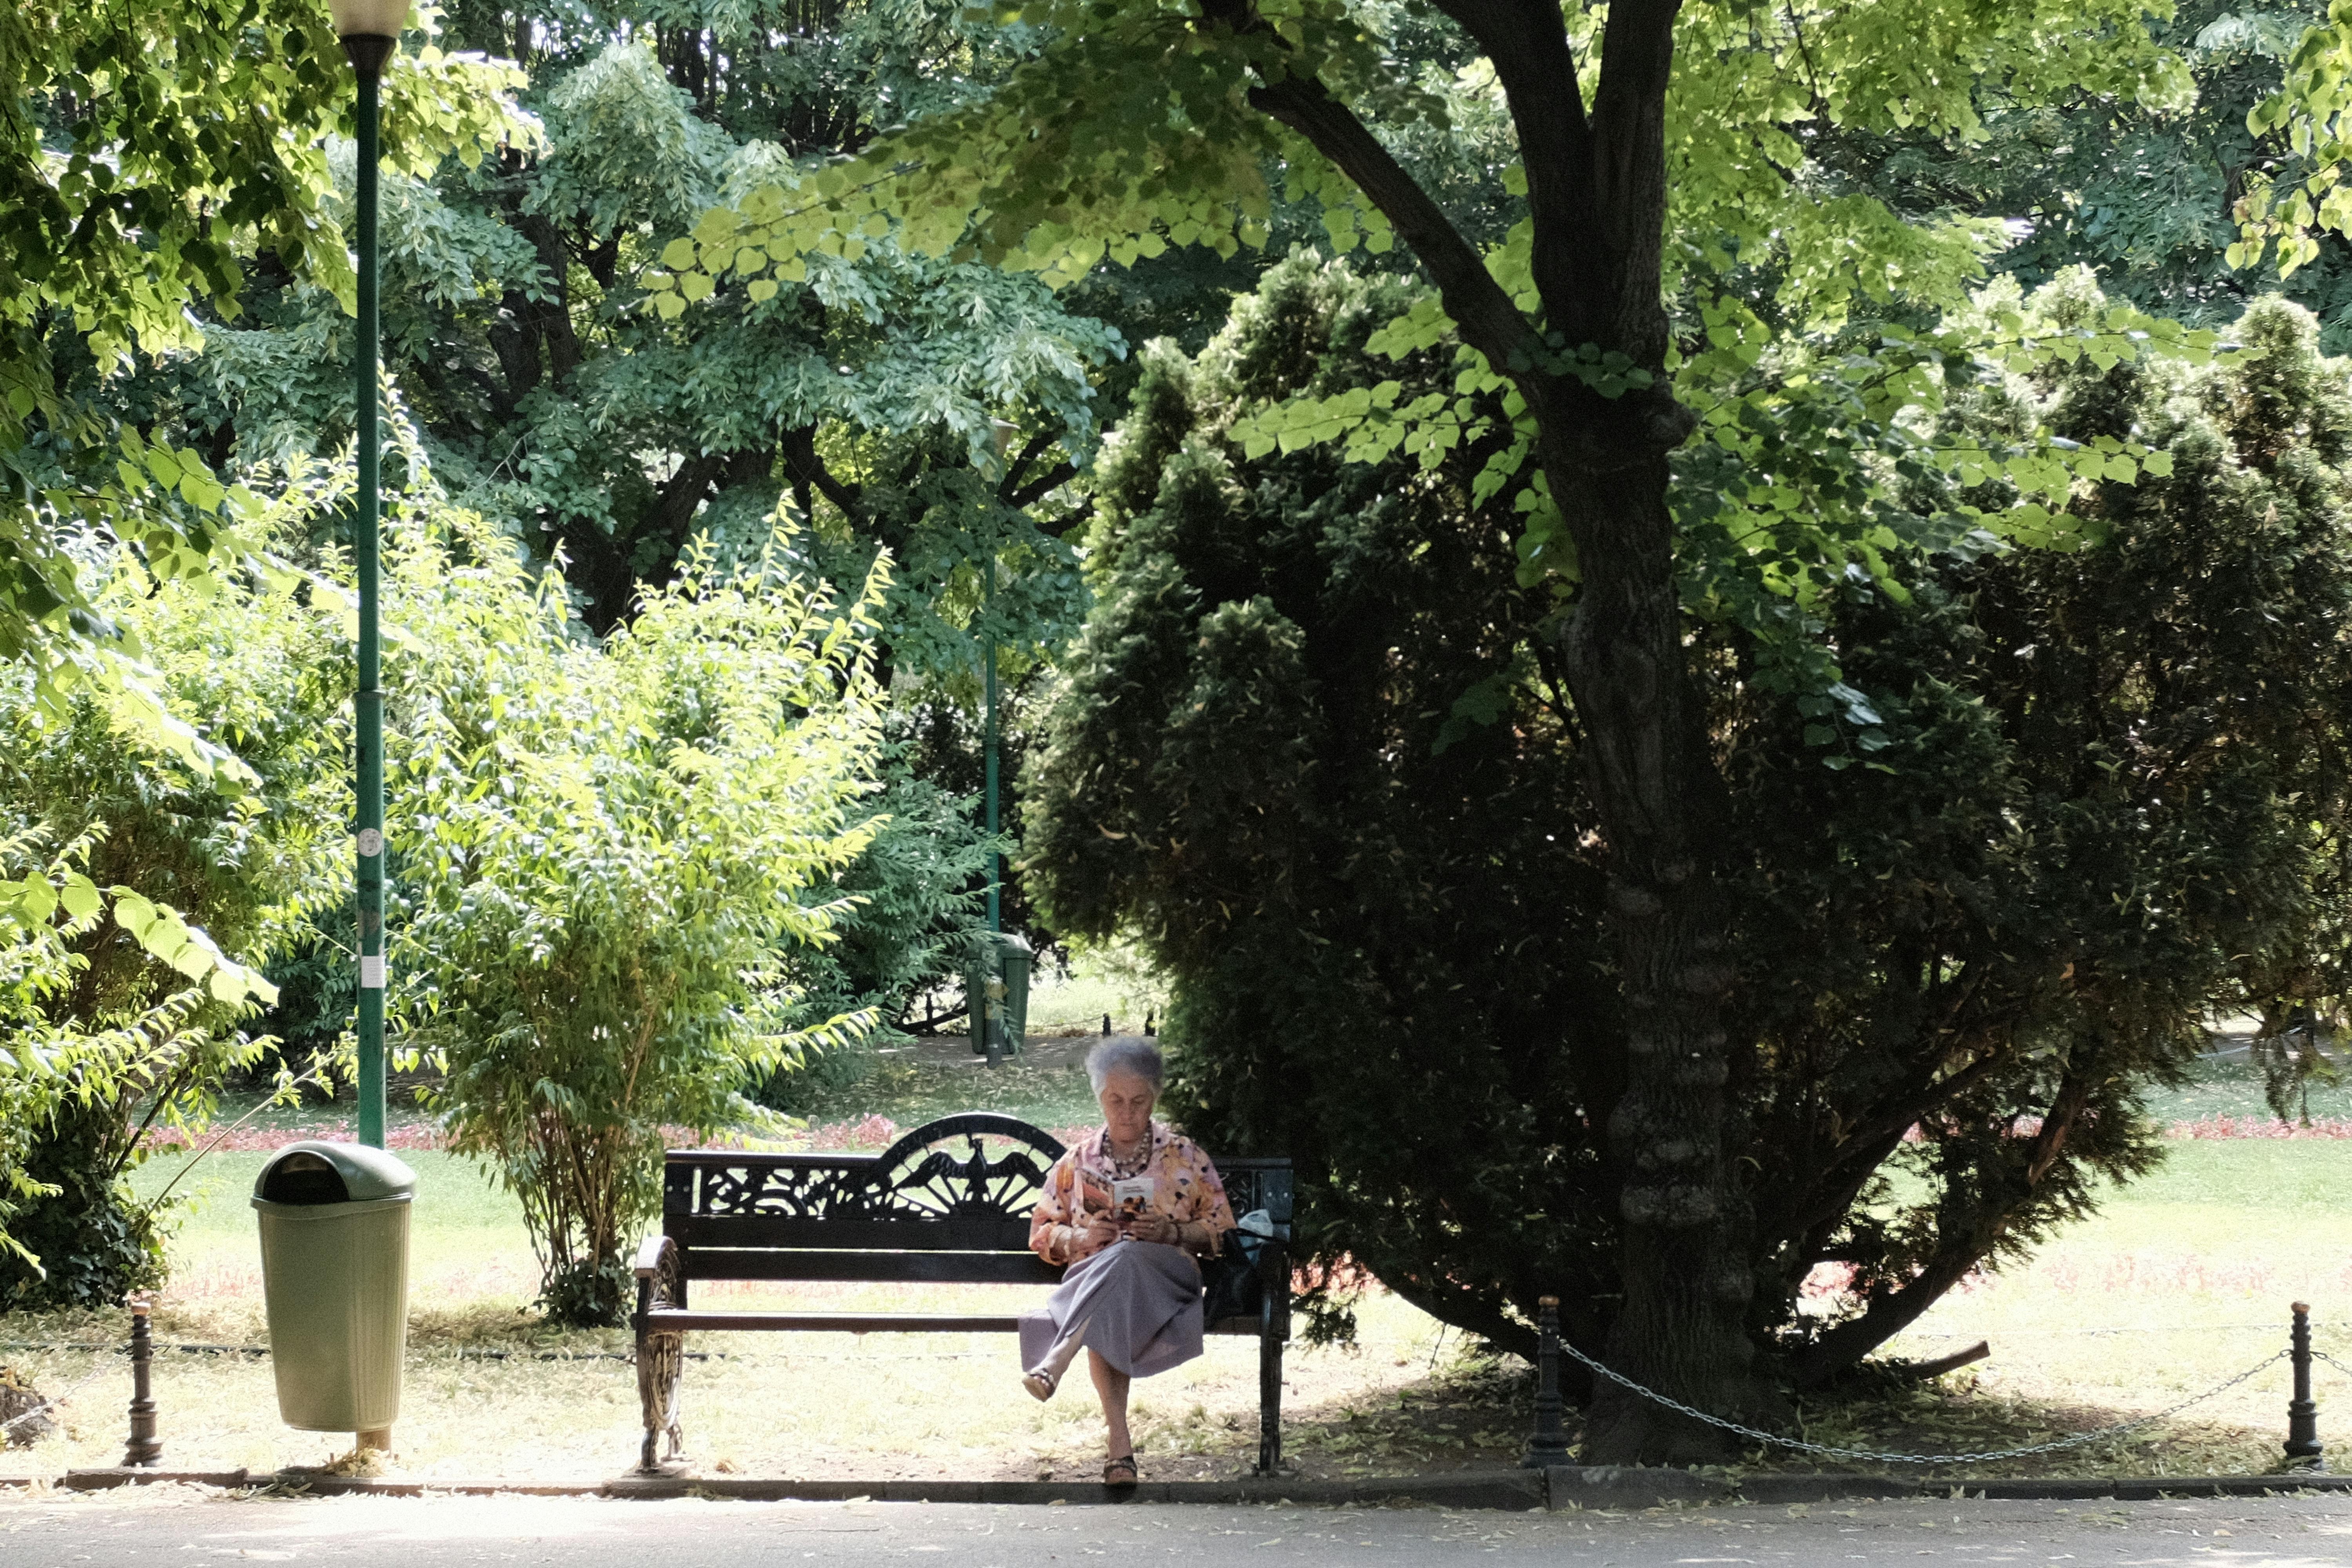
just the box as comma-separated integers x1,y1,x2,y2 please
1233,0,1767,1459
1546,434,1758,1460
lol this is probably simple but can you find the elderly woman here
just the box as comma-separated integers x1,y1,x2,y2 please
1020,1037,1234,1486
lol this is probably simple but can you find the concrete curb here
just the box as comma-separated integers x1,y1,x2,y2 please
61,1470,255,1491
61,1469,603,1497
600,1472,1546,1508
48,1465,2352,1508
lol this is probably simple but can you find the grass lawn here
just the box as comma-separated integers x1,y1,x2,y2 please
1,1055,2346,1484
1835,1136,2352,1479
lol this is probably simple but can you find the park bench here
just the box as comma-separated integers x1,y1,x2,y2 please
631,1113,1294,1475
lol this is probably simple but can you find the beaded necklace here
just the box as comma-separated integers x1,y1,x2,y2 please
1104,1126,1154,1178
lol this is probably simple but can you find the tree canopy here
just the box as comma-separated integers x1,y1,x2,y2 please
0,0,516,726
657,0,2236,1459
1027,254,2352,1417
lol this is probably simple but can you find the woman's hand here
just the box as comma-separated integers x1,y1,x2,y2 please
1080,1218,1123,1255
1125,1212,1178,1245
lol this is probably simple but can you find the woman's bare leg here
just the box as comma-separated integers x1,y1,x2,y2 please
1087,1349,1133,1459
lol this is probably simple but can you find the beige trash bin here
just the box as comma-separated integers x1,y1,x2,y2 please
252,1141,415,1446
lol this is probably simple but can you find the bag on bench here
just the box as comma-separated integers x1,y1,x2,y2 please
1201,1209,1284,1323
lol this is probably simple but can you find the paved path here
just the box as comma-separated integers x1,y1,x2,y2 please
7,1487,2352,1566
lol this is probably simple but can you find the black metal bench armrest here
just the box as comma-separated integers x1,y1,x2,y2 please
634,1233,673,1279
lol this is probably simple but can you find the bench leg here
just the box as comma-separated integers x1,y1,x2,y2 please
637,1328,685,1470
1257,1297,1284,1475
633,1243,687,1472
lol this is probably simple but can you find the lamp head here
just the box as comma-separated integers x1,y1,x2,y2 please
328,0,409,77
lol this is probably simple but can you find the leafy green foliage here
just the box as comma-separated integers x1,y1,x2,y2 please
785,768,997,1024
0,512,337,1301
1804,4,2352,348
0,0,520,721
174,15,1115,678
657,0,2207,747
1025,260,2352,1380
1738,293,2352,1374
2234,2,2352,274
153,9,1119,982
381,489,890,1324
1224,260,2212,753
1025,257,1603,1353
666,0,2180,317
750,762,999,1111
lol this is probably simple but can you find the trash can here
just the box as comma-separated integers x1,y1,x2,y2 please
965,931,1033,1057
251,1141,415,1443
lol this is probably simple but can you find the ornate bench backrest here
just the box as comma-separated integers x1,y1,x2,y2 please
662,1113,1290,1286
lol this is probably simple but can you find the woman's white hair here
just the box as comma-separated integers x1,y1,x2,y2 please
1087,1036,1164,1094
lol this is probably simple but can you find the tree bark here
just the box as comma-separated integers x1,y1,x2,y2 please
1548,426,1762,1461
1232,0,1768,1460
488,209,582,412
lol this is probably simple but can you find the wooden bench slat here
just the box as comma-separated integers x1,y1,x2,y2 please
668,1215,1034,1252
681,1248,1061,1285
646,1310,1025,1334
643,1309,1272,1336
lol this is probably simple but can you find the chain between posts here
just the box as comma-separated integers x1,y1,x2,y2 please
1548,1334,2292,1467
1,1354,122,1439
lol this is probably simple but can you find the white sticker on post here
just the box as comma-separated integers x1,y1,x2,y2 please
359,955,386,989
356,828,383,858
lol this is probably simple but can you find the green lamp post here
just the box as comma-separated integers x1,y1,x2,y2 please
964,421,1021,1067
982,423,1014,941
329,0,408,1150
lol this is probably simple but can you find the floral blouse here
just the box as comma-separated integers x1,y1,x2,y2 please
1029,1121,1237,1266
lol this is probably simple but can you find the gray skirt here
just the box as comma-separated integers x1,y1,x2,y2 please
1018,1240,1205,1379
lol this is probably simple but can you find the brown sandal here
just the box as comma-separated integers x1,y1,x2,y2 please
1102,1454,1138,1488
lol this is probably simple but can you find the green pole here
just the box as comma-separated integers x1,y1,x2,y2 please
980,422,1015,944
984,629,999,935
977,421,1017,1068
352,60,387,1149
980,522,1002,1068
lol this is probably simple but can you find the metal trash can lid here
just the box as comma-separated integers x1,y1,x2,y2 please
251,1140,417,1206
990,931,1034,956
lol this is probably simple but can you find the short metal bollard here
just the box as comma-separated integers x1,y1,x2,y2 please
123,1297,162,1468
2286,1301,2324,1470
1522,1294,1573,1469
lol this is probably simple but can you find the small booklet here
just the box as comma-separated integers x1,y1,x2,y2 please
1111,1177,1154,1220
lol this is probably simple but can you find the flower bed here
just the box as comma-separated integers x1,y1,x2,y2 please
2167,1114,2352,1140
142,1115,1103,1156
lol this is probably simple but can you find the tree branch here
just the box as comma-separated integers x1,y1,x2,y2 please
1583,0,1685,361
1000,429,1055,496
778,424,867,524
1426,0,1602,321
1762,1045,2014,1250
1007,461,1078,511
1788,1069,2095,1387
1241,73,1534,375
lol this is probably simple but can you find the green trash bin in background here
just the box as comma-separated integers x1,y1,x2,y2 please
252,1141,416,1449
965,931,1033,1058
